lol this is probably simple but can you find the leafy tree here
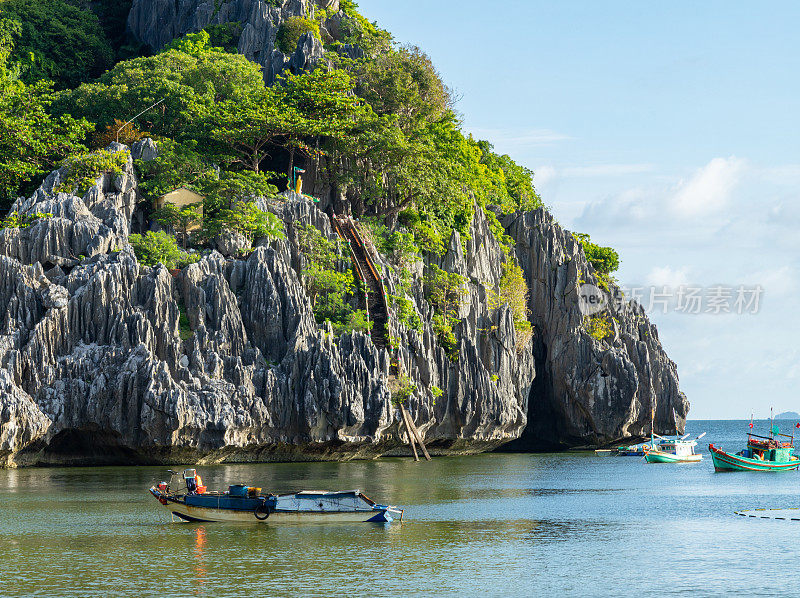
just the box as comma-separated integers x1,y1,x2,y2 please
337,309,373,335
584,313,614,342
294,222,360,328
304,263,353,319
475,139,543,213
152,202,203,249
128,230,184,269
0,211,52,230
0,0,113,88
295,222,341,271
487,260,532,350
353,45,450,134
275,16,320,53
274,69,362,179
205,68,361,178
389,294,422,333
331,1,392,56
205,87,298,173
390,374,416,406
488,261,530,326
210,201,285,247
93,118,149,149
163,29,221,56
198,170,279,212
135,139,216,201
53,33,266,140
425,265,466,319
54,148,128,196
0,69,92,209
574,233,620,275
424,264,467,360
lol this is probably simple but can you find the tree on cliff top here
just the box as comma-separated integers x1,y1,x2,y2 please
52,31,266,139
0,21,92,209
0,0,114,89
574,233,620,276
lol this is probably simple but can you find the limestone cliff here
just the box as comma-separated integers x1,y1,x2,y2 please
128,0,330,84
0,140,688,466
0,143,540,466
503,209,687,450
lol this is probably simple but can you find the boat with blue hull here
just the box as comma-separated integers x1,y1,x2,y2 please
150,469,404,523
594,444,648,457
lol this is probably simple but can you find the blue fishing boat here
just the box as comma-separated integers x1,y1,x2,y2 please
150,469,404,523
594,444,647,457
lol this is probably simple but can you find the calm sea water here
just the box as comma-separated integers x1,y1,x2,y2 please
2,420,800,597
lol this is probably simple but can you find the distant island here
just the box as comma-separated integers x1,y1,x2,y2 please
776,411,800,419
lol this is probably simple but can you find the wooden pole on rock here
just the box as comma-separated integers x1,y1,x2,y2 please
400,403,431,461
400,405,419,461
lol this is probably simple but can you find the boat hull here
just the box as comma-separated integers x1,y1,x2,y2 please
709,444,800,471
164,501,393,524
150,487,402,524
644,451,702,463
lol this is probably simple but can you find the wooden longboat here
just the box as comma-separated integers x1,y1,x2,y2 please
149,469,404,523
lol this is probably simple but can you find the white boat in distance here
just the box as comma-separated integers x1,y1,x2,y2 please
150,469,404,524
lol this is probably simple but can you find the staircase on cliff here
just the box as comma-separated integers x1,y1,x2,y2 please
329,213,390,351
329,212,430,459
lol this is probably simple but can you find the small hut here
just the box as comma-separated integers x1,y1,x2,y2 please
155,187,204,231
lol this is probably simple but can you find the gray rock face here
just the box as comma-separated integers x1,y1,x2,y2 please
501,209,689,449
0,143,136,267
0,141,686,466
127,0,331,83
0,145,539,466
215,231,251,257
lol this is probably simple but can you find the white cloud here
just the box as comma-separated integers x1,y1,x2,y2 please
573,187,656,229
572,156,749,231
533,165,557,187
561,163,655,177
766,201,800,228
668,156,746,217
758,164,800,184
747,266,796,299
646,266,691,288
468,128,571,149
532,163,654,188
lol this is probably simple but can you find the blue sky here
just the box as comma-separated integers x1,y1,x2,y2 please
359,0,800,418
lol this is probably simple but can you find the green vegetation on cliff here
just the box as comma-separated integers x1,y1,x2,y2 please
0,0,114,88
0,0,621,345
276,16,320,53
573,233,620,291
129,230,198,270
0,26,92,206
294,222,370,335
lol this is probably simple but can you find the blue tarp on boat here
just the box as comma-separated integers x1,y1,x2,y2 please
184,495,270,511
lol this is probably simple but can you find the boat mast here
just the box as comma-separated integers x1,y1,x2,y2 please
674,408,679,444
651,404,655,448
771,407,774,441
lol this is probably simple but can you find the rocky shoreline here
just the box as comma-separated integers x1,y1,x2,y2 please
0,141,687,467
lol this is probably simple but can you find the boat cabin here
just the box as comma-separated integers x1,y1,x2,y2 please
656,439,698,457
742,428,796,462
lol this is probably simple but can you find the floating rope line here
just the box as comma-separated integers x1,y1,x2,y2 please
735,508,800,520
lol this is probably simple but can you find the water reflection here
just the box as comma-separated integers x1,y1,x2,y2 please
193,527,207,595
4,433,800,596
